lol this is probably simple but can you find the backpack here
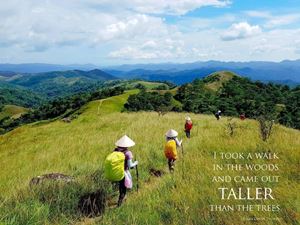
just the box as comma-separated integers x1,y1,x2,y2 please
164,139,177,160
104,152,125,182
185,122,193,131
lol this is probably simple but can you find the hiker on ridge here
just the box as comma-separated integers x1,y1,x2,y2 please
104,135,138,207
164,129,182,172
215,110,222,120
184,116,193,138
240,113,246,120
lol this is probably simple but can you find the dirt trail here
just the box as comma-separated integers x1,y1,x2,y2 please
97,99,106,115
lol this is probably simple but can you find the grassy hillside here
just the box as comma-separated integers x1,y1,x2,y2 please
0,105,28,120
120,80,169,90
204,71,236,91
0,90,299,225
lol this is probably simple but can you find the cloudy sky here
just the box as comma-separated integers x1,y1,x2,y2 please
1,0,300,65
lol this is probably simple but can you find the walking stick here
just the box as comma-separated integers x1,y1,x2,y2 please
135,165,139,192
181,142,185,179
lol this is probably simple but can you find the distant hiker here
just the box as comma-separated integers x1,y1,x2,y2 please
215,110,222,120
240,114,246,120
184,116,193,138
164,129,182,172
104,135,138,207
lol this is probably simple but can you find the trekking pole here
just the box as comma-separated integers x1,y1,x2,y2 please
135,164,139,193
181,142,185,179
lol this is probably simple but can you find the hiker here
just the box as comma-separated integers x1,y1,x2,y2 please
215,110,221,120
164,129,182,172
184,116,193,138
240,114,246,120
104,135,138,207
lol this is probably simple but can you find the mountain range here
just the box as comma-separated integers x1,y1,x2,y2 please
104,60,300,85
1,60,299,85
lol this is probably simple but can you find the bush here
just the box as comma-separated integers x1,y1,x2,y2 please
153,84,168,90
257,116,274,141
124,91,173,112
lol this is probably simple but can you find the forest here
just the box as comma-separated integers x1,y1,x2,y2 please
125,76,300,129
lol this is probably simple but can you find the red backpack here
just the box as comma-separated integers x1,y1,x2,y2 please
185,122,193,131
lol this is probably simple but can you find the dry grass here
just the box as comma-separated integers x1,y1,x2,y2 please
0,105,28,120
205,71,236,91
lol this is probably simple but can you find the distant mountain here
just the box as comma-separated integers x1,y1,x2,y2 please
105,68,217,84
0,71,17,77
2,60,300,85
104,60,300,85
0,69,117,99
6,69,115,86
0,63,98,73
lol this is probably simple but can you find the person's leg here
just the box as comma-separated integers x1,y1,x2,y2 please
172,159,176,169
187,131,190,138
118,177,127,207
168,159,175,172
168,159,172,171
185,130,188,138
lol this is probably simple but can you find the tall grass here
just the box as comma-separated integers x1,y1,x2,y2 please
0,91,299,225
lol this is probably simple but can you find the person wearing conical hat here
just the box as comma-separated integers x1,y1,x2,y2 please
114,135,138,207
164,129,182,172
184,116,193,138
215,110,221,120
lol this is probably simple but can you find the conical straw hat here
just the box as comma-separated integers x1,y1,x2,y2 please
115,135,135,148
165,129,178,138
185,116,191,121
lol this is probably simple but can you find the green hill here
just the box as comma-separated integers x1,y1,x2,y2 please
203,71,237,91
0,105,28,120
0,69,117,99
0,83,45,108
0,91,299,225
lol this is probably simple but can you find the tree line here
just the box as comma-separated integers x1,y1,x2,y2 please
125,76,300,129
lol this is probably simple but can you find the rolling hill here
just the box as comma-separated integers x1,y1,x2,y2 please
0,69,117,99
203,71,237,91
0,90,299,225
0,105,28,120
0,83,45,108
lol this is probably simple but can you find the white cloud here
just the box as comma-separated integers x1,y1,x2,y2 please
130,0,231,15
221,22,262,41
83,0,231,15
109,39,186,59
0,1,300,64
141,40,158,49
244,10,271,18
93,14,174,44
264,14,300,28
0,1,184,52
245,10,300,29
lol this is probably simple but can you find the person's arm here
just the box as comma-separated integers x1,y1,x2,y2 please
175,137,182,147
127,159,138,169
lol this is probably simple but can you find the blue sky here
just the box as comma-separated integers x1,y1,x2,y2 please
0,0,300,65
